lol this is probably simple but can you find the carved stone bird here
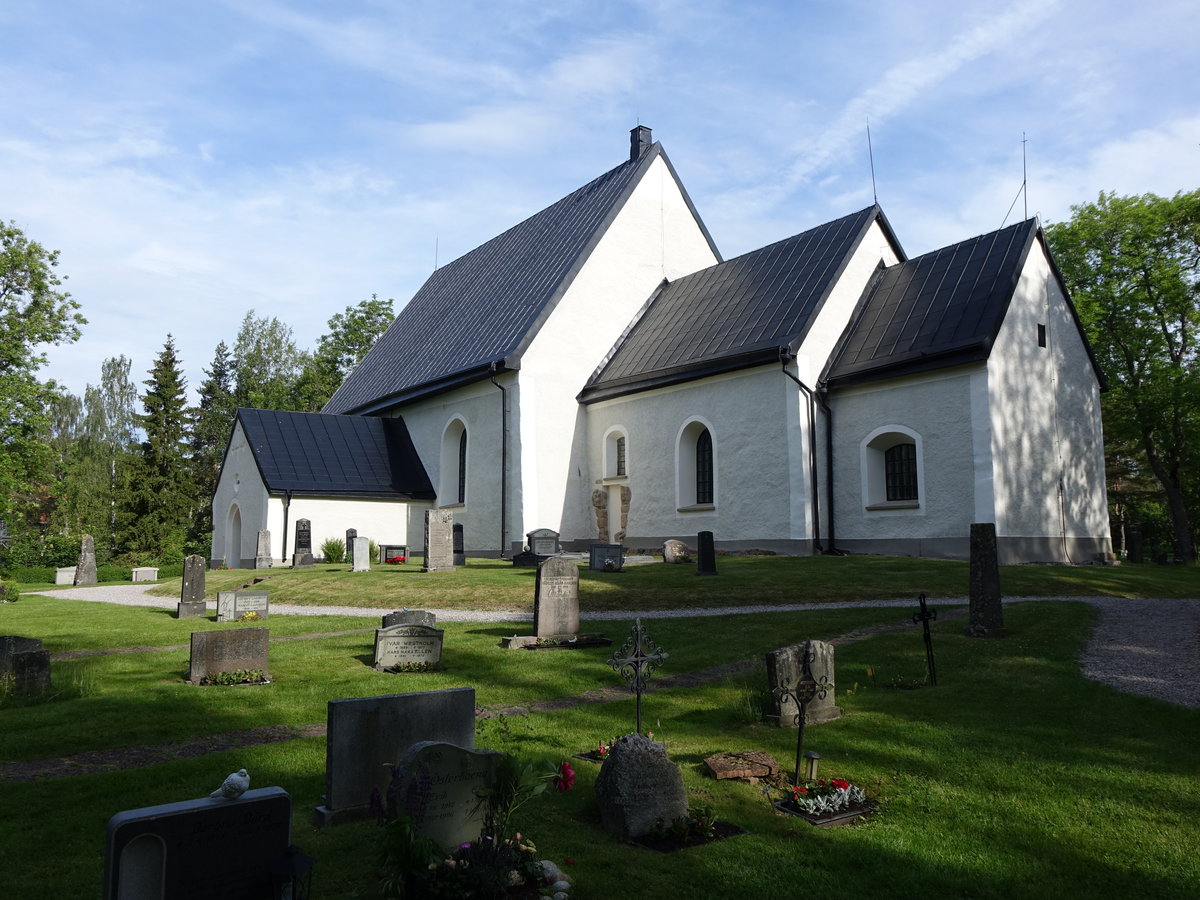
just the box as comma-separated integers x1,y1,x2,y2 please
210,768,250,800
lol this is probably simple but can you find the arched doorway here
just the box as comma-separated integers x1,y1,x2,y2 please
227,505,242,568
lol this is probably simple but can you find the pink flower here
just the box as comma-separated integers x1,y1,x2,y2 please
554,761,576,792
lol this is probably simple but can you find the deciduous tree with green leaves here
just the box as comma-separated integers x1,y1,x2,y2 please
1046,189,1199,561
232,310,307,411
295,294,394,411
188,340,236,551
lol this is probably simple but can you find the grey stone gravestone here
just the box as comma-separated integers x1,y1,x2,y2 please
352,536,371,572
131,566,158,582
254,529,272,569
380,544,408,564
74,534,98,586
386,741,504,851
589,543,624,572
453,522,465,567
188,627,270,685
594,733,687,839
0,635,51,695
696,530,717,576
374,624,444,671
534,556,580,639
216,590,269,622
765,639,842,726
345,528,357,556
55,566,76,585
103,787,291,900
422,509,455,572
178,554,206,618
967,522,1006,637
382,609,437,628
662,539,690,563
292,518,314,568
315,686,477,827
528,527,560,557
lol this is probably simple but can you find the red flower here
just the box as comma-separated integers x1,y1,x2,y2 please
554,761,576,792
792,786,808,796
831,778,850,790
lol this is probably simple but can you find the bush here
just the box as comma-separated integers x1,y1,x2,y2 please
0,580,20,602
4,567,55,584
0,534,80,569
320,537,346,564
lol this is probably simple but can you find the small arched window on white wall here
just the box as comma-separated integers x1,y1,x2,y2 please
676,418,717,510
440,418,467,506
604,427,629,479
861,426,923,512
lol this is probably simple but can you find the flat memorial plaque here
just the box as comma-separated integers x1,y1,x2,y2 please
374,624,444,670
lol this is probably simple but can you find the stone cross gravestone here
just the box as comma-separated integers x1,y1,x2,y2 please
696,530,717,576
594,733,687,840
382,609,437,629
534,556,580,639
765,639,842,726
217,590,269,622
292,518,313,568
374,624,444,671
104,787,291,900
967,522,1006,637
422,509,455,572
254,530,272,569
662,539,690,564
352,536,371,572
178,554,206,618
188,627,270,685
315,686,477,827
386,741,504,851
0,635,51,695
74,534,98,586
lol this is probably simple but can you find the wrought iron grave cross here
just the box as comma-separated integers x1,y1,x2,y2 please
912,592,938,686
607,618,668,735
772,641,833,785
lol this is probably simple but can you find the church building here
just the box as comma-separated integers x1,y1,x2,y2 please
212,127,1111,567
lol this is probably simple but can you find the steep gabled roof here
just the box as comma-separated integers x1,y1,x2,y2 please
230,408,434,499
579,206,898,403
825,219,1054,387
325,141,710,415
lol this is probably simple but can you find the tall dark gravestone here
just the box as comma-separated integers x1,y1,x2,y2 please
74,534,98,586
452,523,465,567
696,531,718,576
967,523,1006,637
178,554,207,618
292,518,313,568
345,528,357,558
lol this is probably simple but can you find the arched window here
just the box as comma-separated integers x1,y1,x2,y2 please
615,436,626,477
695,429,713,504
676,419,716,509
861,427,923,510
440,418,467,506
457,429,467,504
884,443,917,501
604,428,630,479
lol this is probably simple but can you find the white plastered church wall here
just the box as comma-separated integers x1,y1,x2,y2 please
211,421,269,567
282,497,414,561
518,153,721,543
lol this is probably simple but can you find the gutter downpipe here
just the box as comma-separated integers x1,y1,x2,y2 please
281,490,291,565
816,384,840,554
779,349,822,553
490,364,509,558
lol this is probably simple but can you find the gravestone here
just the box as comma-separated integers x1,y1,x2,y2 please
382,609,437,629
103,787,291,900
216,590,269,622
534,556,579,639
131,567,158,582
385,741,504,851
292,518,313,568
662,539,690,564
314,686,477,827
374,624,444,671
345,528,357,554
696,530,718,576
453,523,465,567
528,528,560,557
765,639,842,726
352,536,371,572
589,543,624,572
594,733,687,839
254,530,272,569
178,554,206,618
1127,526,1143,564
188,627,270,685
74,534,98,586
967,522,1006,637
379,544,408,564
422,509,455,572
0,635,51,695
55,566,77,585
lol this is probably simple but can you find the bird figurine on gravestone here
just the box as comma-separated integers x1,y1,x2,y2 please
210,768,250,800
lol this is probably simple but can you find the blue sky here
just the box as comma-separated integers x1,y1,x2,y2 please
3,0,1198,402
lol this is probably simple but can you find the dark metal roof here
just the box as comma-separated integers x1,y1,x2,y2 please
324,142,706,415
825,219,1039,387
231,408,434,498
579,206,896,403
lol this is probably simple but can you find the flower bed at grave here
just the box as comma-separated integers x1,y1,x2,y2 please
770,777,876,827
385,556,407,564
198,668,268,686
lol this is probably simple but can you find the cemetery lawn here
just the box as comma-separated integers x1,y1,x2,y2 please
140,555,1200,609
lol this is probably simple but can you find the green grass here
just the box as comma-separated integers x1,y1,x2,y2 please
1,558,1198,899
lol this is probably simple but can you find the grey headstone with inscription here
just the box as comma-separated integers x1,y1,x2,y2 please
254,530,272,569
765,639,842,726
386,741,504,851
528,528,560,557
103,787,291,900
422,509,455,572
589,543,624,571
74,534,98,586
382,609,437,628
534,556,580,639
292,518,314,568
216,590,269,622
188,627,270,685
0,635,51,695
352,536,371,572
374,624,444,671
178,554,206,618
967,522,1006,637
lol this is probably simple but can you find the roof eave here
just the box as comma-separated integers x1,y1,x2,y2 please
338,360,515,415
579,345,782,404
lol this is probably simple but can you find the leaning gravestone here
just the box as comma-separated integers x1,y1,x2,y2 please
314,686,477,827
352,536,371,572
216,590,269,622
292,518,314,568
188,627,270,685
254,530,272,569
104,787,291,900
178,554,206,618
385,741,504,851
422,509,455,572
765,639,842,726
967,522,1006,637
74,534,98,586
696,530,718,576
0,635,51,695
374,624,444,671
594,733,687,839
382,609,437,628
534,556,580,639
662,539,690,564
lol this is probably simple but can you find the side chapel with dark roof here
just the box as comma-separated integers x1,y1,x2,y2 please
212,127,1111,567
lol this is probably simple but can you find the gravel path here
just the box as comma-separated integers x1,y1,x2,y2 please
27,583,1200,708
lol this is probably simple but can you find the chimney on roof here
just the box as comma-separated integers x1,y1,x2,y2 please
630,125,652,161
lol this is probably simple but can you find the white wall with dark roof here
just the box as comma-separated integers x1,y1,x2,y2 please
211,421,270,566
